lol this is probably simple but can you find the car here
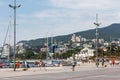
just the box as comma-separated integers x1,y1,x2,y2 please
0,62,10,68
0,62,2,68
45,63,55,67
28,62,36,67
2,62,10,68
9,62,14,68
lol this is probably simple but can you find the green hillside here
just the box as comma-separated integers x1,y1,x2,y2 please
19,23,120,46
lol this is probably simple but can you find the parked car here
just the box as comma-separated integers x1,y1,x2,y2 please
45,63,55,67
28,62,36,68
2,62,10,68
0,62,2,68
9,62,14,68
0,58,10,68
0,62,10,68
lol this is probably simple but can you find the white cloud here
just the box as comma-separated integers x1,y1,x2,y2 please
50,0,119,10
12,0,120,42
33,9,82,18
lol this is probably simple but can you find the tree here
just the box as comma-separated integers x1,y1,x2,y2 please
39,52,46,60
52,53,60,59
15,54,24,60
24,50,34,59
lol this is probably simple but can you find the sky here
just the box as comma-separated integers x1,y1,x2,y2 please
0,0,120,46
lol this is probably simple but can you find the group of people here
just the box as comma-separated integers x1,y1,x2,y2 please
22,60,29,68
15,60,46,69
15,60,29,68
96,58,116,67
35,61,45,67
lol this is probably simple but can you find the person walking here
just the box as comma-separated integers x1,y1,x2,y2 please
95,58,99,68
101,58,105,67
112,58,115,66
22,60,28,68
24,60,28,68
72,61,76,71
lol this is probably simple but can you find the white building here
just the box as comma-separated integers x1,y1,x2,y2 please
17,43,26,54
104,41,109,46
75,47,94,60
2,44,10,57
71,34,81,43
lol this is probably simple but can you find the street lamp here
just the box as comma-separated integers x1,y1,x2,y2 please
9,0,21,71
94,14,101,67
110,37,112,60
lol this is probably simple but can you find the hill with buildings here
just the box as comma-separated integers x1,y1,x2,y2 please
19,23,120,46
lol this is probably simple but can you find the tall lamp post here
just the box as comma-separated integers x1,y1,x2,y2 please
110,37,112,60
46,36,49,60
94,14,101,67
9,0,21,71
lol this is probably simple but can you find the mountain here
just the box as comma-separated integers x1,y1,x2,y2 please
19,23,120,46
75,23,120,41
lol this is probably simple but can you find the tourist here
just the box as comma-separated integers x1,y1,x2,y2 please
72,61,76,71
101,58,104,67
112,58,115,66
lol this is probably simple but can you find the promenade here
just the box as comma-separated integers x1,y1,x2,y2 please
0,62,120,79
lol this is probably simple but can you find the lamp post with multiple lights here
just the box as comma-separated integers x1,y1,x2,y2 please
94,14,101,67
9,0,21,71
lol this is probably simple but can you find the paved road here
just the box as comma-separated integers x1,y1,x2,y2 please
0,65,120,80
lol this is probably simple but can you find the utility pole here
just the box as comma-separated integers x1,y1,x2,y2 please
8,16,12,60
46,36,49,60
94,14,101,67
110,37,112,60
9,0,21,71
51,34,53,59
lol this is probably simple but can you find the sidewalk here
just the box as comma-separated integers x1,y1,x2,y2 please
0,62,119,78
0,67,64,78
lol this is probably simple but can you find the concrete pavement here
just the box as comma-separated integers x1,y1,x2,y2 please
0,62,119,79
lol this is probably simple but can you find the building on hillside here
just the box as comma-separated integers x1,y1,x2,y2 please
71,34,81,48
92,39,104,44
99,39,104,44
71,34,81,43
81,37,87,42
83,43,93,48
104,41,109,46
17,43,26,54
75,47,94,60
55,44,68,54
40,47,48,52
